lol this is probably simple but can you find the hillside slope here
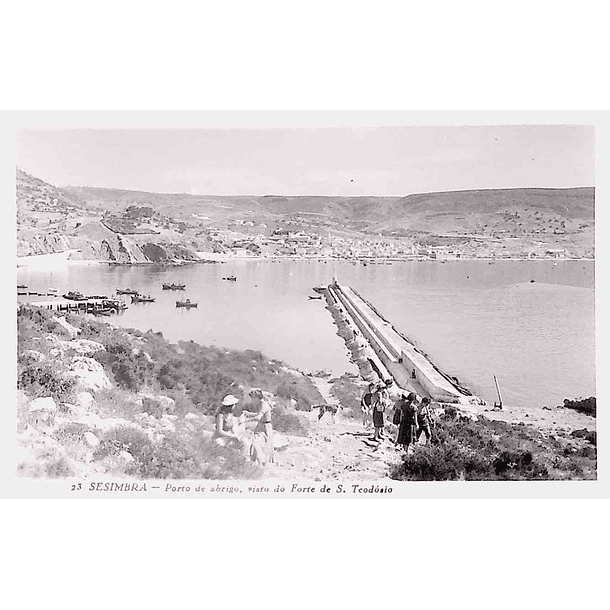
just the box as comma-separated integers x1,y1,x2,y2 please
16,306,596,481
16,170,208,261
19,169,595,259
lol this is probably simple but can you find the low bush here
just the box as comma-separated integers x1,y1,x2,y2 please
329,375,363,419
93,341,155,391
272,404,308,436
561,397,596,417
571,428,596,445
18,364,76,401
92,424,261,479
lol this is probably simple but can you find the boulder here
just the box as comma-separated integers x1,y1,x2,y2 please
118,450,135,463
16,425,74,477
67,339,106,355
21,349,45,363
66,357,112,392
52,316,80,337
28,397,57,428
139,393,176,416
272,432,290,450
76,391,95,413
83,432,100,447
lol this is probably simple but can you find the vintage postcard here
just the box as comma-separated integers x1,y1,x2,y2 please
2,112,606,498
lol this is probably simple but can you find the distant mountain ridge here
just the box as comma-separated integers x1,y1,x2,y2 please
17,168,595,259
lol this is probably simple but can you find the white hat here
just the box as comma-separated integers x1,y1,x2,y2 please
222,395,239,406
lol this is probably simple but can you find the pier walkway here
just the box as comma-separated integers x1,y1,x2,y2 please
324,282,483,406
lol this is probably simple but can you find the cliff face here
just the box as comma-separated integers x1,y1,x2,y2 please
16,169,206,263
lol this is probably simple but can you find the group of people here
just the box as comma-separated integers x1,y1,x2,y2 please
213,388,275,466
361,379,434,452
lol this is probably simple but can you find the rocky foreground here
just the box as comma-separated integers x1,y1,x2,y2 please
16,305,596,481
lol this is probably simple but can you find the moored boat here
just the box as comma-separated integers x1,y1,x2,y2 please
131,294,155,303
222,275,237,281
92,308,113,316
117,288,140,295
176,298,198,308
63,291,87,301
162,283,186,290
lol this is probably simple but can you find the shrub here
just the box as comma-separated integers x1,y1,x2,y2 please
272,404,308,436
18,365,76,401
93,341,155,391
94,425,154,462
571,428,596,445
329,375,364,419
561,397,596,417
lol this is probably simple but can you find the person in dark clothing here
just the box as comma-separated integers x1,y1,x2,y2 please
417,397,433,444
396,392,418,452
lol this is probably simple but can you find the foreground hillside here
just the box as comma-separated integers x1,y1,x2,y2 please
16,306,596,481
16,305,322,479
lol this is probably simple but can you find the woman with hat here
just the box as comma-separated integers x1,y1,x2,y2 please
244,388,274,466
214,394,247,455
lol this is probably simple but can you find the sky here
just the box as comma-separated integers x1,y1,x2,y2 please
16,125,594,197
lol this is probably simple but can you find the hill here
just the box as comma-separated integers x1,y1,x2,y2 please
18,169,595,260
64,183,594,237
16,170,211,261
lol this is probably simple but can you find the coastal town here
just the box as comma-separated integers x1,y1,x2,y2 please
16,169,594,264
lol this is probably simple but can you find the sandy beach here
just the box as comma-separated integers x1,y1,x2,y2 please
16,250,104,269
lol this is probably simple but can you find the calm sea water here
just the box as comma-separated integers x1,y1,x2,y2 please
17,259,596,409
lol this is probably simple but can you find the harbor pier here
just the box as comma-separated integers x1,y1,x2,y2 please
320,282,484,409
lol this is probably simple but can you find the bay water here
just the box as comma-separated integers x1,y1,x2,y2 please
17,259,595,409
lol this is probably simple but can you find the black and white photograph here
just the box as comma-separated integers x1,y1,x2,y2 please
9,119,600,496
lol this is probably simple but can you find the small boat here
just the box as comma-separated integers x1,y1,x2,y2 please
92,308,113,316
63,291,87,301
86,294,109,300
222,275,237,281
312,286,327,294
176,299,198,308
116,288,140,295
131,295,155,303
309,295,322,300
103,299,128,311
48,288,58,293
17,292,27,296
162,283,186,290
17,284,27,289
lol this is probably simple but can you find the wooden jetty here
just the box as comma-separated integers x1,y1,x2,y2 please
19,297,127,313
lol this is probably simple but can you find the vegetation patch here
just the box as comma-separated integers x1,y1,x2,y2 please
560,397,596,417
390,409,596,481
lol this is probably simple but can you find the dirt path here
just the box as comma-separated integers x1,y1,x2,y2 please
263,378,403,481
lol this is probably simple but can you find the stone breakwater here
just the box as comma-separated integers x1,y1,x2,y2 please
320,282,484,415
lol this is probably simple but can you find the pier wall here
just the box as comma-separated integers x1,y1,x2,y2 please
326,283,482,406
